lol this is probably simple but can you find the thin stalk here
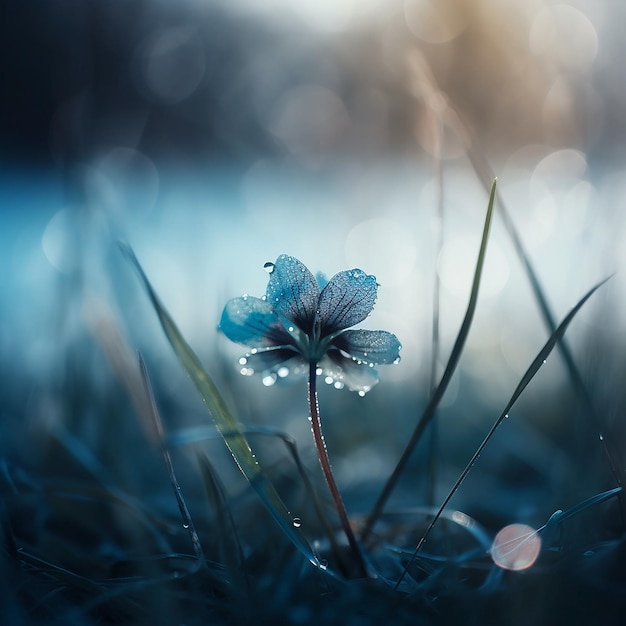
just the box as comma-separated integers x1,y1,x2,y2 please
138,353,207,569
427,109,445,506
307,361,368,578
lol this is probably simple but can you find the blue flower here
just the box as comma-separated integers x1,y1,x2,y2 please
219,254,401,394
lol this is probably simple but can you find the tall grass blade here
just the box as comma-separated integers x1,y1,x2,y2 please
120,242,321,568
361,179,498,542
394,275,610,588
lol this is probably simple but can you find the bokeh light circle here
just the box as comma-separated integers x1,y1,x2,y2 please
491,523,541,571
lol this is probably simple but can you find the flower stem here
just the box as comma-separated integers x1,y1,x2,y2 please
307,361,368,578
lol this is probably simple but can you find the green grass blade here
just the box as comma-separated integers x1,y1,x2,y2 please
119,242,321,568
394,276,610,589
361,179,498,542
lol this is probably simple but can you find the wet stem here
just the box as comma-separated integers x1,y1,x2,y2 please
307,361,368,578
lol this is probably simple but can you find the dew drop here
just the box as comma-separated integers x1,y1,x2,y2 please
333,381,344,390
264,262,275,273
316,367,323,375
262,373,277,386
358,390,366,397
392,357,401,365
182,522,190,529
277,366,289,378
324,376,333,385
292,517,302,528
238,357,248,365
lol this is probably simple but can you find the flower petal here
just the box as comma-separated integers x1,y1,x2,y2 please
318,269,378,334
219,296,294,347
332,330,401,365
320,350,380,394
266,255,319,333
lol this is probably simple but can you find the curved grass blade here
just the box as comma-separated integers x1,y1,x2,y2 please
171,424,351,576
394,275,611,589
540,486,622,534
119,242,321,568
361,179,498,542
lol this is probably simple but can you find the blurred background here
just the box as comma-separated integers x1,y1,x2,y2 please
1,0,625,549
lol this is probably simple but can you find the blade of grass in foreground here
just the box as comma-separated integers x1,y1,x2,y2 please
120,242,322,569
394,275,611,589
138,353,207,568
361,179,498,542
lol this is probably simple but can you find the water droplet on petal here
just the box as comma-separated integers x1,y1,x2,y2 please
292,517,302,528
264,262,275,274
262,373,277,386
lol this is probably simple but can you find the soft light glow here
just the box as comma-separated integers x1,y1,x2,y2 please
491,523,541,571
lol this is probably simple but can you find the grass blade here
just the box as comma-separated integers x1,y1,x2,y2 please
394,275,610,588
119,242,321,568
197,454,245,572
361,179,498,541
138,353,207,568
541,486,622,532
